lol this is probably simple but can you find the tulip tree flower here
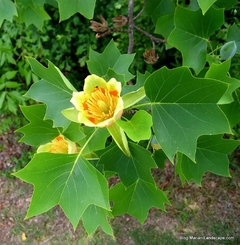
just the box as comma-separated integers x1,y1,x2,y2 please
37,135,78,154
63,74,130,156
70,74,123,128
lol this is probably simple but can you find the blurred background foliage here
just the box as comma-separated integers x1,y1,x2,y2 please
0,0,239,115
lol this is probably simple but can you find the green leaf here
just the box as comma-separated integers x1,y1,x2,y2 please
13,153,110,230
78,127,109,156
220,91,240,128
56,0,96,20
197,0,217,15
16,1,50,30
82,205,113,236
144,66,231,163
117,110,152,142
0,0,18,27
110,180,170,223
176,135,240,185
227,24,240,54
98,143,157,187
103,68,126,86
215,0,238,10
144,0,175,24
87,40,135,83
62,122,85,142
220,41,237,60
122,87,146,109
205,59,240,104
155,14,174,49
168,6,224,74
16,105,59,147
25,58,76,129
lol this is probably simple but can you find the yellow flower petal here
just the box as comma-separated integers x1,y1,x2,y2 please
37,135,78,154
70,74,123,128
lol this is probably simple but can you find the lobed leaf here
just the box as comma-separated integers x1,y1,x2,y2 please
110,180,170,223
13,153,110,230
98,143,157,187
176,135,240,185
144,66,231,162
168,6,224,73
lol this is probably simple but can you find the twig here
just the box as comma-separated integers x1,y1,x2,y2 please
128,0,134,53
133,0,146,20
133,25,166,43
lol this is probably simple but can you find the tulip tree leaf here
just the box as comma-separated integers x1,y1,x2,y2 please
87,40,135,83
25,58,76,130
176,135,240,185
13,153,110,229
78,127,109,155
82,205,113,236
144,66,231,163
56,0,96,20
144,0,175,24
16,0,50,30
110,180,170,223
205,59,240,104
197,0,217,15
168,6,224,74
117,110,152,142
17,104,59,147
98,143,157,187
0,0,18,27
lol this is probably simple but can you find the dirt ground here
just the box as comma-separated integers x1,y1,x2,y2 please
0,118,240,244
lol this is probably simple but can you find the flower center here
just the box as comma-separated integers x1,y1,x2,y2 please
84,87,118,124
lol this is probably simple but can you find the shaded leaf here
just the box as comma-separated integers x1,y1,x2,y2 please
87,40,135,83
110,180,170,223
98,143,157,187
176,135,240,185
168,6,224,73
56,0,96,20
205,59,240,104
0,0,18,27
144,0,175,24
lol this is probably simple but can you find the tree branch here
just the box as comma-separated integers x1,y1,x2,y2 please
128,0,134,54
133,25,166,43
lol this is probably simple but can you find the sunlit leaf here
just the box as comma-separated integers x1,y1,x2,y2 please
13,153,110,229
82,205,113,236
16,105,59,146
144,66,231,162
117,110,152,142
197,0,217,15
25,58,76,129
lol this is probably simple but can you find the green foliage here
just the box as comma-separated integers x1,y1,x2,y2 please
3,0,240,238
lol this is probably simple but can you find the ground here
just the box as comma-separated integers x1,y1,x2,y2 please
0,115,240,244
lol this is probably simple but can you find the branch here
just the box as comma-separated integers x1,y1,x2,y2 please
133,25,166,43
128,0,134,54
